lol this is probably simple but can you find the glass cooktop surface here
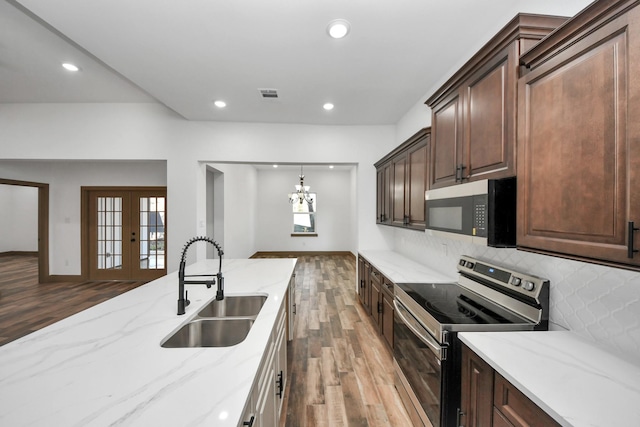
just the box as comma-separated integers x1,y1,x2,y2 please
397,282,529,326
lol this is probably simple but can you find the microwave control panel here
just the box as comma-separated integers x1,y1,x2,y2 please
472,195,488,237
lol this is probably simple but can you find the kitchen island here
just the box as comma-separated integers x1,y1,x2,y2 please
0,258,296,426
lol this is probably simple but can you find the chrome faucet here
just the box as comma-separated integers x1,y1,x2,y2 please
177,236,224,315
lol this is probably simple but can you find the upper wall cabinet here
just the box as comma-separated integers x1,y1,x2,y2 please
375,128,430,230
517,0,640,268
425,14,568,189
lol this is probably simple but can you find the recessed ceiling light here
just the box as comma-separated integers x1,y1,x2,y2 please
273,165,278,168
214,100,227,108
62,63,79,72
327,19,351,39
329,165,334,169
323,103,334,111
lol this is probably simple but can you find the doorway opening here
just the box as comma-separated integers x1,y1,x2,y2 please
0,178,49,283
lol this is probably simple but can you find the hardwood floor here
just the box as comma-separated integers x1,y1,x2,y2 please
0,254,146,346
255,254,413,427
1,253,412,426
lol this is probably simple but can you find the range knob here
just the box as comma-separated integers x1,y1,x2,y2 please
510,277,521,286
466,262,475,269
522,281,535,291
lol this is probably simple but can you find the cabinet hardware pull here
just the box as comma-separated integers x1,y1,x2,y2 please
276,371,284,398
455,164,467,183
293,303,296,315
456,408,465,427
378,301,383,313
360,279,364,288
629,222,639,258
243,415,255,426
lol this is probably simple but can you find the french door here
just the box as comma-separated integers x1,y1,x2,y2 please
85,188,166,281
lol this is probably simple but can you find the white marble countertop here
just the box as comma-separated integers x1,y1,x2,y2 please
459,331,640,427
0,258,297,427
358,249,457,284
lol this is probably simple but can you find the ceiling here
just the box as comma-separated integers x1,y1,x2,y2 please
2,0,593,125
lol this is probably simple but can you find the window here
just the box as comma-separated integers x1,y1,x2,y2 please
292,193,316,235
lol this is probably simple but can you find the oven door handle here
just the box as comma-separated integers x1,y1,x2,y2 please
394,299,446,360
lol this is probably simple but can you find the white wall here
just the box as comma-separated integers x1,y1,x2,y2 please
0,159,166,274
0,103,397,272
0,185,38,252
254,167,355,253
201,163,258,259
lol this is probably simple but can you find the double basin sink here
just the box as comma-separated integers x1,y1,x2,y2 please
161,294,267,348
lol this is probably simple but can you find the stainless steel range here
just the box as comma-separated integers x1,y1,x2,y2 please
393,256,549,427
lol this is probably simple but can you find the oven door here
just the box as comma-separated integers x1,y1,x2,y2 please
393,298,446,427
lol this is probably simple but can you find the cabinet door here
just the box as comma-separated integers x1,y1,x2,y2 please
460,344,494,427
463,43,517,181
376,162,392,224
494,373,560,427
431,92,463,189
381,283,394,350
361,260,371,314
370,269,382,328
275,312,287,415
518,11,640,267
406,138,429,228
391,152,407,227
256,362,277,427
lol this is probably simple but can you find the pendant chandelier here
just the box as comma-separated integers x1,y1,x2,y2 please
288,165,314,205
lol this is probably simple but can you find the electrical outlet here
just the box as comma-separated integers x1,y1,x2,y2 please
441,243,447,256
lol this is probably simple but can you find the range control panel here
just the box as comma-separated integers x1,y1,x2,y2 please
457,255,549,301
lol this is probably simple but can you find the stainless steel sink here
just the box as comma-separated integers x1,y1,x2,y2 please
196,294,267,318
161,318,254,348
161,294,268,348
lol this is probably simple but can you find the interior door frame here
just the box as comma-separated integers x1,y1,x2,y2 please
81,186,167,281
0,178,50,283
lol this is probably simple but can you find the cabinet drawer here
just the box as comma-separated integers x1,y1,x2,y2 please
494,373,560,427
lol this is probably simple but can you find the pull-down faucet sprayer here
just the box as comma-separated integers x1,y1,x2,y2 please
177,236,224,315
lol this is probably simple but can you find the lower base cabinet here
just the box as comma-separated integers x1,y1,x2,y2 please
239,286,288,427
460,344,560,427
357,254,394,351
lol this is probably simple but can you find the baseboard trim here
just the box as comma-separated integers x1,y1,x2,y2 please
251,251,356,259
0,251,38,257
44,275,84,283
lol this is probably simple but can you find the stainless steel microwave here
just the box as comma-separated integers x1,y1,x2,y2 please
425,177,516,247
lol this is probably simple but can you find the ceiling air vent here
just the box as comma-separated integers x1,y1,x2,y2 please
258,88,279,99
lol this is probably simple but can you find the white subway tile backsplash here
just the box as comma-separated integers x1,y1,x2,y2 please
392,228,640,366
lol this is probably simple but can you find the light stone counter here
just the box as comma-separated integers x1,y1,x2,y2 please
358,249,457,284
459,331,640,427
0,258,297,427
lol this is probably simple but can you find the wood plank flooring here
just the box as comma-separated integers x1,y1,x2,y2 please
1,253,412,426
254,254,413,427
0,254,146,346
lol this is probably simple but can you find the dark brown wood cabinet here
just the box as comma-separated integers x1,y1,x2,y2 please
517,0,640,269
376,161,392,225
357,254,394,351
493,373,560,427
460,343,494,427
376,128,430,230
357,256,371,315
461,345,560,427
426,14,567,189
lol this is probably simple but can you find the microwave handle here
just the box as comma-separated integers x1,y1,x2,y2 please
394,299,445,360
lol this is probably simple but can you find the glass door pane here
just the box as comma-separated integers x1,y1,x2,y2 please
138,196,166,270
96,197,123,270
